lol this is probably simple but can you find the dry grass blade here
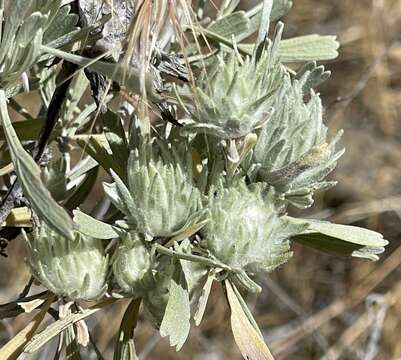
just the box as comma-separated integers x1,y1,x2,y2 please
24,298,117,354
0,293,54,360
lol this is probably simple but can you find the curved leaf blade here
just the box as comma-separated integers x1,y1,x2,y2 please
0,91,75,240
291,219,388,261
225,280,275,360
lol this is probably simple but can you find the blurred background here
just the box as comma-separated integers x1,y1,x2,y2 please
1,0,401,359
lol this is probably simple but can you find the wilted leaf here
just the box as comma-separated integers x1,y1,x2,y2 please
64,326,82,360
17,299,45,313
160,260,191,351
0,91,75,240
225,280,275,360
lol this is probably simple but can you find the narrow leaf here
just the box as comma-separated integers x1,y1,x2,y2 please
238,34,339,61
102,110,129,175
225,280,275,360
0,91,75,240
24,299,115,354
113,299,141,360
291,219,388,261
75,134,125,178
41,46,162,103
194,272,214,326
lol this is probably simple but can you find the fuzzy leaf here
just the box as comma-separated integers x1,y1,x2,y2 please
279,34,339,62
225,280,274,360
43,5,78,44
103,170,137,225
208,11,250,39
295,61,331,92
160,260,191,351
291,219,388,261
238,0,292,41
41,46,162,103
73,209,121,239
65,166,99,211
0,91,75,240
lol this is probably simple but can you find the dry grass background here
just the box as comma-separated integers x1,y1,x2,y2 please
1,0,401,359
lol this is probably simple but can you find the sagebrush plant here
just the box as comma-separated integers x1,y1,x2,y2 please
0,1,388,359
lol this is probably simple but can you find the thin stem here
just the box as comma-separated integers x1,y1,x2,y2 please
153,243,232,271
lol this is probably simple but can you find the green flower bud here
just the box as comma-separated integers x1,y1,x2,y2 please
250,74,344,208
24,225,108,301
112,232,152,296
179,35,285,139
205,184,307,274
104,154,202,238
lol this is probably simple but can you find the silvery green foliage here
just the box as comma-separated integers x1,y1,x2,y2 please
0,1,389,358
205,183,308,273
180,30,284,139
112,232,152,296
23,224,108,301
104,153,202,238
249,73,345,208
0,0,78,93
